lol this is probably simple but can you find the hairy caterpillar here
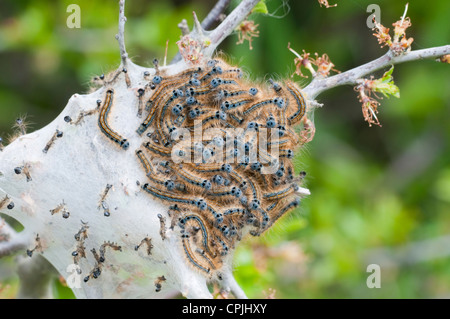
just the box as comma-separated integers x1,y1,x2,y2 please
129,58,310,277
98,89,130,150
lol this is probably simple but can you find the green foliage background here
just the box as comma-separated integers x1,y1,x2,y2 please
0,0,449,299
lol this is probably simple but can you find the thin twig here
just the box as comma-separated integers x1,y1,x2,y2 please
201,0,232,31
220,270,248,299
303,45,450,99
171,0,231,64
171,0,260,64
178,19,190,36
207,0,260,53
116,0,129,66
192,11,204,35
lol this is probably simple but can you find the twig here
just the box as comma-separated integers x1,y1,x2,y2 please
116,0,129,66
192,11,204,35
207,0,260,54
201,0,232,31
171,0,260,64
178,19,190,36
220,270,248,299
303,45,450,99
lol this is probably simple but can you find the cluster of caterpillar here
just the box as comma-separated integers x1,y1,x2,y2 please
97,58,309,277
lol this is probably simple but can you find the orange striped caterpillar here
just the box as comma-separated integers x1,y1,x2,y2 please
136,148,169,186
156,89,185,146
263,183,298,200
285,81,307,125
268,197,301,227
136,149,154,176
142,183,195,204
178,214,215,258
207,186,243,200
170,164,212,190
243,98,285,117
220,98,254,113
98,89,129,149
228,170,248,190
181,233,211,274
137,68,207,135
143,140,172,157
142,184,220,224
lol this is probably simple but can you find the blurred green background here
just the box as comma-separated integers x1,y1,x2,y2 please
0,0,449,299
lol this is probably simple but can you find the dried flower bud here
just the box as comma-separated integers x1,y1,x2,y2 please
236,20,259,50
318,0,337,8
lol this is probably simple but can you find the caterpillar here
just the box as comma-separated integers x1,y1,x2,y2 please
134,237,153,255
137,67,207,135
285,81,307,125
179,213,215,258
135,149,154,176
181,234,211,274
263,183,298,200
170,164,212,191
143,140,172,157
43,129,63,154
129,58,310,277
98,89,129,149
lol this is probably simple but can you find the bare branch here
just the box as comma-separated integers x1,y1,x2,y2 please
172,0,230,64
115,0,129,66
304,45,450,99
171,0,260,64
178,19,190,36
201,0,232,31
207,0,260,53
192,11,204,36
220,269,248,299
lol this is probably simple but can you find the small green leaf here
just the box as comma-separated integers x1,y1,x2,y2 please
381,65,395,79
372,66,400,98
252,1,268,14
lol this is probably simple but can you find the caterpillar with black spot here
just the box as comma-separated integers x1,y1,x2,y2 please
98,89,129,150
131,57,309,276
